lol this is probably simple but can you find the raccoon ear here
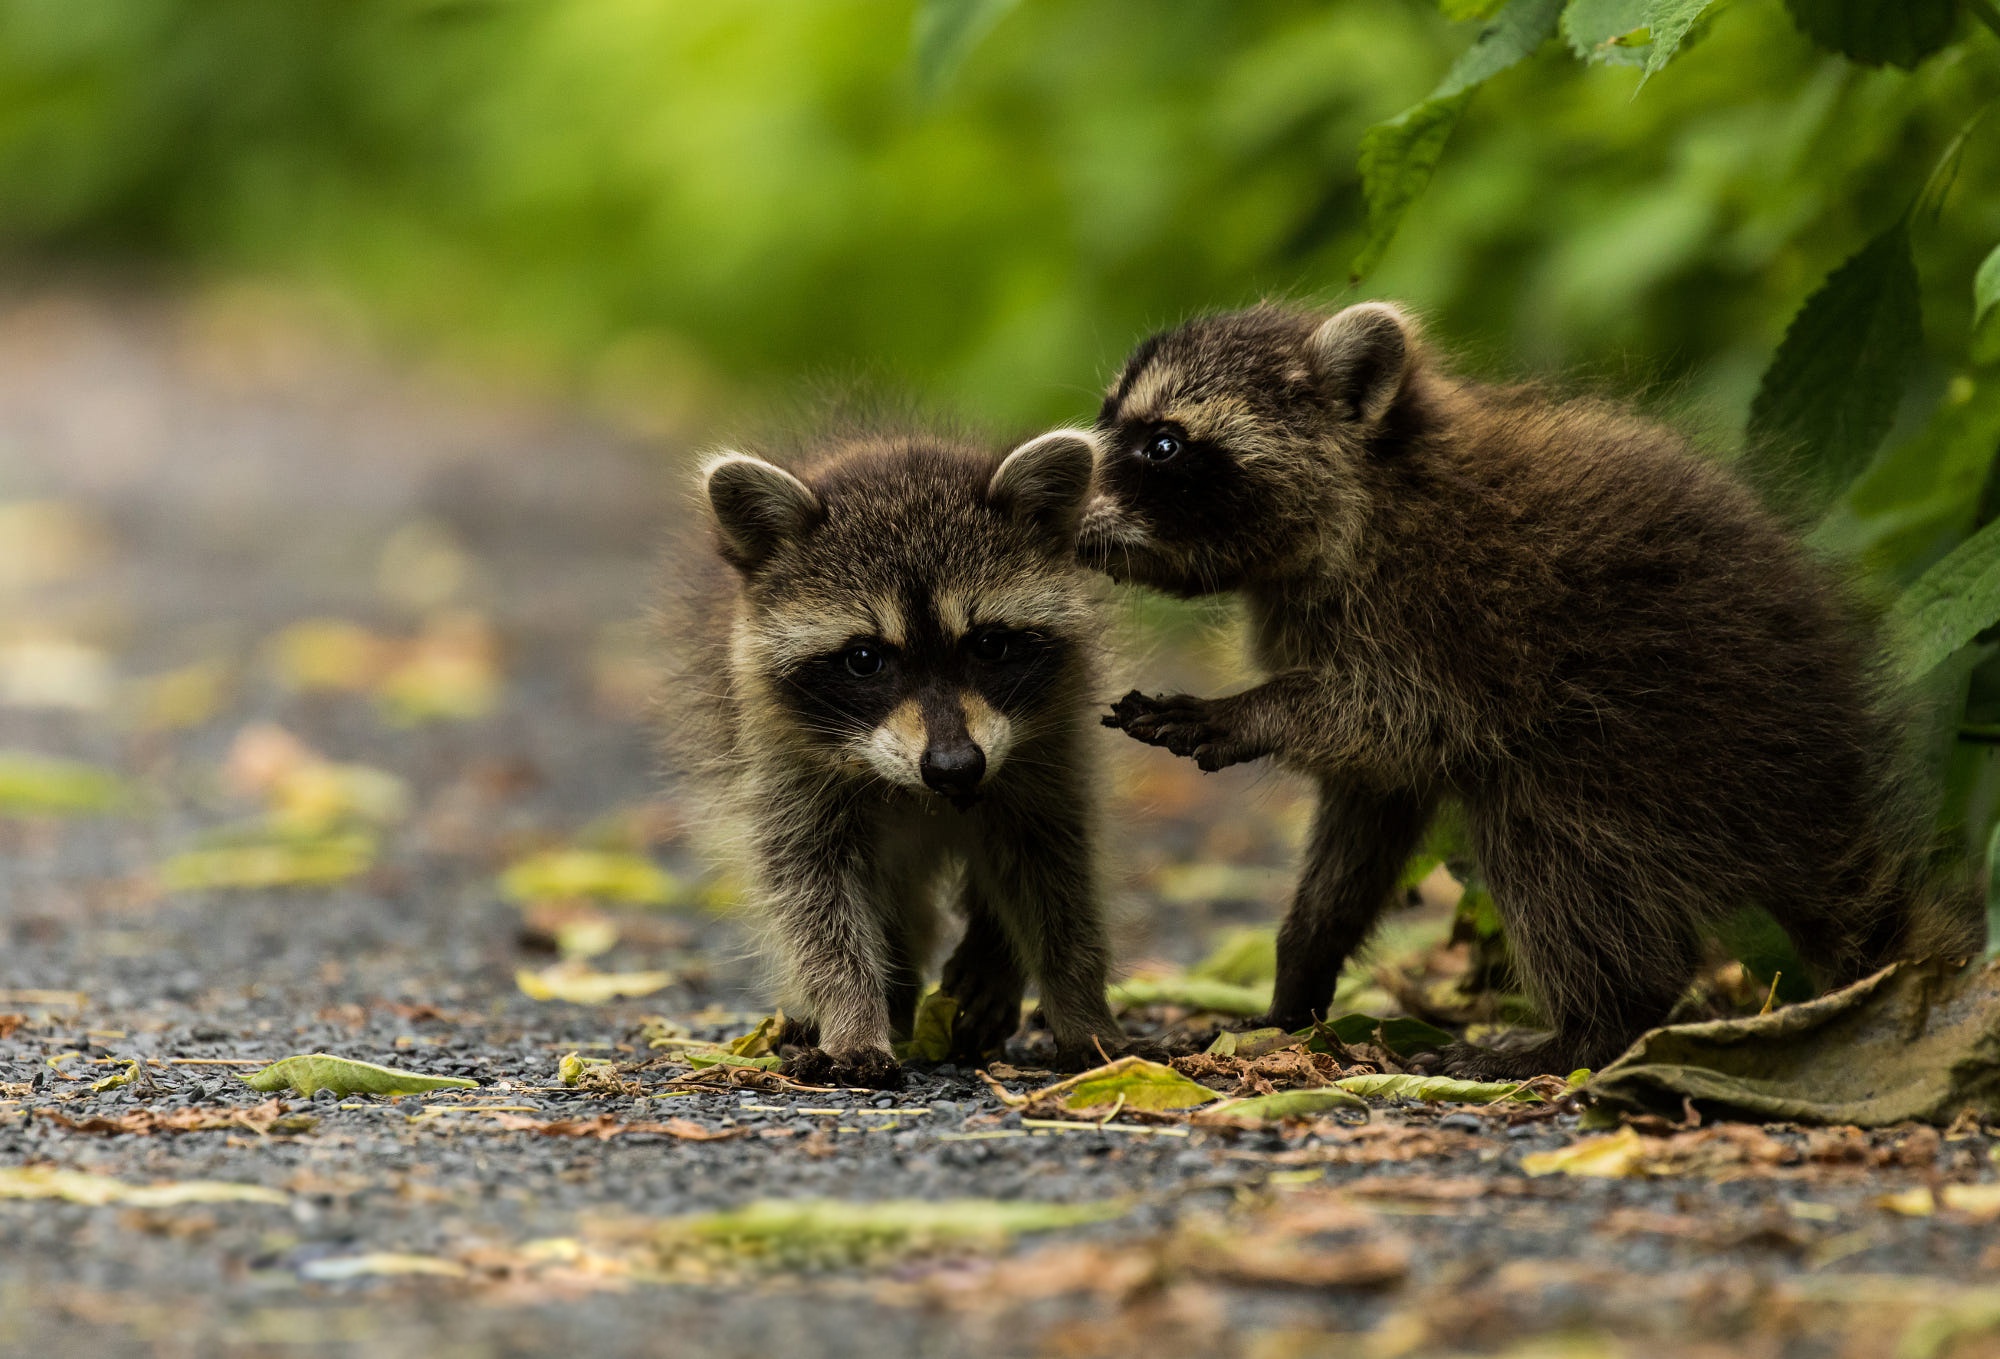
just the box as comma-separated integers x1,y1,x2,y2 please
703,452,822,570
988,429,1097,543
1309,302,1414,424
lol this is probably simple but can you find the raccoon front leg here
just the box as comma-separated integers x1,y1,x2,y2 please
760,845,904,1090
1105,690,1273,772
938,887,1027,1063
1263,780,1435,1030
974,790,1124,1070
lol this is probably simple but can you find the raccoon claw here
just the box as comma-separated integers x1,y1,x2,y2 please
782,1047,905,1090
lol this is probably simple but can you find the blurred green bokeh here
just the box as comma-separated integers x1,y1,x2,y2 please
0,0,1994,443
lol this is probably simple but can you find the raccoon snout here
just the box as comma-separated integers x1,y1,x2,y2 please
919,741,986,797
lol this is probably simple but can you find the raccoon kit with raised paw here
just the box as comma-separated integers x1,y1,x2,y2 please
658,428,1126,1088
1084,301,1980,1079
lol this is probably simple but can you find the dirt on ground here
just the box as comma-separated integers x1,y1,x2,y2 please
2,289,1999,1359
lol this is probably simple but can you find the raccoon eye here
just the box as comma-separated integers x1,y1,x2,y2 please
843,644,885,677
969,629,1014,664
1140,431,1182,463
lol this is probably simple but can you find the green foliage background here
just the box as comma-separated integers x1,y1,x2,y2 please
5,0,2000,936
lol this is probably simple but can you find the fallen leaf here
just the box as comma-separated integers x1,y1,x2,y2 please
557,1052,620,1088
1312,1014,1457,1057
123,660,230,731
0,500,110,589
1196,1088,1370,1125
1586,958,2000,1127
651,1197,1127,1273
1108,976,1270,1017
1170,1226,1408,1290
242,1054,477,1098
1333,1074,1537,1104
1204,1027,1294,1059
728,1013,784,1059
0,638,114,711
1521,1127,1648,1178
265,619,393,692
684,1050,781,1071
300,1252,469,1281
499,849,679,907
159,832,377,891
38,1101,315,1137
896,991,957,1063
515,963,674,1004
377,611,500,724
0,1165,288,1207
1877,1186,1937,1217
0,751,125,817
1942,1183,2000,1220
89,1060,143,1093
490,1114,744,1142
997,1057,1219,1115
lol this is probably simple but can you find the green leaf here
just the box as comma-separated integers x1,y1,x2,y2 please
243,1053,478,1098
1440,0,1510,18
1204,1026,1295,1058
1202,1087,1371,1122
894,989,957,1063
911,0,1020,99
1639,0,1717,84
1890,515,2000,680
0,751,125,817
1562,0,1653,66
729,1012,784,1059
90,1059,143,1093
1058,1057,1219,1112
1352,0,1564,278
685,1050,782,1071
1783,0,1960,70
1313,1013,1458,1056
1188,927,1277,986
1108,975,1270,1017
1977,243,2000,326
656,1197,1126,1271
1745,222,1922,517
1332,1073,1540,1103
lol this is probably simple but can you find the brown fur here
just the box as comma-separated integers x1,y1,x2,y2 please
1083,301,1981,1077
657,428,1125,1088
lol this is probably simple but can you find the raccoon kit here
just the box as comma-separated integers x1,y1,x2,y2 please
659,428,1126,1088
1084,301,1979,1078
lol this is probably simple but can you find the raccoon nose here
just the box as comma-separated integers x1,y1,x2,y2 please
920,742,986,796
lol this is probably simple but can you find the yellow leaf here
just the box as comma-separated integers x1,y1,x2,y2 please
654,1198,1128,1272
558,1052,620,1087
1006,1057,1219,1114
0,500,110,589
499,849,679,907
377,611,500,724
0,1166,288,1207
90,1059,142,1093
1876,1186,1937,1217
267,761,409,834
516,963,675,1004
124,660,231,732
159,832,377,891
243,1053,478,1097
1941,1183,2000,1220
1332,1074,1537,1104
894,991,956,1063
0,751,125,817
265,619,392,692
728,1013,785,1059
1521,1126,1648,1178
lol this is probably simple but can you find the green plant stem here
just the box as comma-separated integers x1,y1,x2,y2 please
1973,0,2000,44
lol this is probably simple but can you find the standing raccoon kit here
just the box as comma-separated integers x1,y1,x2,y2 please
1086,301,1979,1078
660,430,1125,1088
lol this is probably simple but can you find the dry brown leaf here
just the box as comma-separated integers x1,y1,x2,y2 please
1172,1228,1409,1290
37,1100,312,1137
1171,1046,1356,1096
488,1113,744,1142
0,1013,24,1040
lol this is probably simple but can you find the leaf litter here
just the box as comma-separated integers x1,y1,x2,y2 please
242,1054,478,1098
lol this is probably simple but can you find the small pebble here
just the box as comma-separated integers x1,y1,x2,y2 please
1438,1113,1482,1133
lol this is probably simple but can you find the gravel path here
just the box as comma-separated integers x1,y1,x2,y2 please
0,289,1996,1359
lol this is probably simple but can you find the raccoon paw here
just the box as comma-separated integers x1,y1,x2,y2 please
1103,691,1265,771
944,984,1026,1066
1428,1040,1569,1081
783,1046,905,1090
